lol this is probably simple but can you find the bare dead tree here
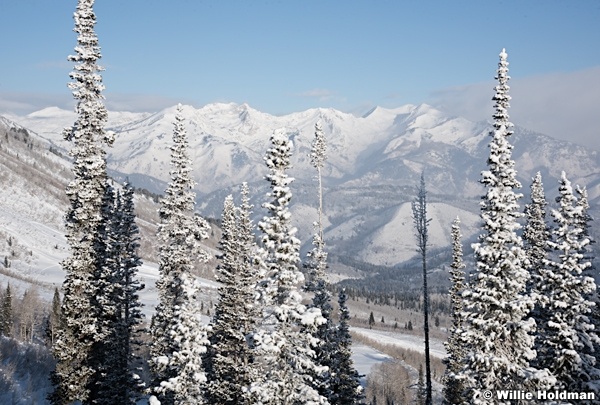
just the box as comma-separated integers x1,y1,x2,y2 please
412,171,432,405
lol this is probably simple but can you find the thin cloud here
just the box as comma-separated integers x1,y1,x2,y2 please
383,92,403,100
34,60,73,71
104,93,187,112
0,92,74,115
294,88,335,100
0,92,188,115
428,66,600,150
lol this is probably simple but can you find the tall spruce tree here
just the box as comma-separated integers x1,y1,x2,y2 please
576,184,600,388
523,172,551,303
412,171,432,405
0,283,13,337
311,120,327,243
251,129,328,404
460,49,551,401
105,182,146,404
442,217,466,405
522,171,555,384
89,181,121,404
206,190,258,405
329,288,364,404
537,172,599,391
304,120,336,400
49,0,115,402
576,185,596,283
149,104,211,404
45,287,63,346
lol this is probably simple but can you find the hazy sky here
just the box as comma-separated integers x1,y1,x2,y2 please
1,0,599,148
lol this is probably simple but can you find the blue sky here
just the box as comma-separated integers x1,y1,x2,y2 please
1,0,599,147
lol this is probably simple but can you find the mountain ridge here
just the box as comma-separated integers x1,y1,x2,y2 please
3,102,599,266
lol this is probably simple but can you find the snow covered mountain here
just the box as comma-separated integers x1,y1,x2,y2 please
5,102,600,266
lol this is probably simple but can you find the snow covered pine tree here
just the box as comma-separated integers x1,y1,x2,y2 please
460,49,553,403
149,105,211,405
442,217,466,405
536,172,599,391
105,182,146,404
523,172,551,303
303,120,336,401
251,128,328,404
329,288,364,404
49,0,117,403
205,187,259,405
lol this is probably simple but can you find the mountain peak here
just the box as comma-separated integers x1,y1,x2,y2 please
27,106,74,119
362,105,416,119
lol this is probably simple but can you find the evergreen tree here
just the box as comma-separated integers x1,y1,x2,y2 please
329,288,364,405
103,182,146,404
45,287,63,346
205,189,258,405
88,181,121,404
576,184,600,388
311,120,327,244
575,185,595,264
412,171,432,405
49,0,115,402
0,283,13,337
537,172,599,391
304,120,336,400
149,104,210,405
460,49,551,401
442,217,466,405
251,129,327,404
523,172,551,302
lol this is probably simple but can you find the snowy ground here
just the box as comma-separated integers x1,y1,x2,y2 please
351,326,447,359
351,344,393,385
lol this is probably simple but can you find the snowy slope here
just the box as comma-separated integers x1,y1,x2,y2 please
351,327,447,359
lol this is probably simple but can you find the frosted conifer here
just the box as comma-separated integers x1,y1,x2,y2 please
575,185,596,275
329,288,364,404
149,104,210,405
49,0,115,402
206,189,259,405
0,283,13,337
251,129,328,404
303,121,337,400
575,185,600,387
107,182,146,404
89,182,121,404
442,217,466,405
45,287,63,345
537,172,599,391
305,121,329,295
460,49,551,402
522,172,555,381
310,120,327,242
523,172,551,304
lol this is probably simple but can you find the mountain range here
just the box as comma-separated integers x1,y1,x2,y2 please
3,102,599,268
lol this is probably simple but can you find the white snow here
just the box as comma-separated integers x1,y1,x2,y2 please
351,327,447,359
